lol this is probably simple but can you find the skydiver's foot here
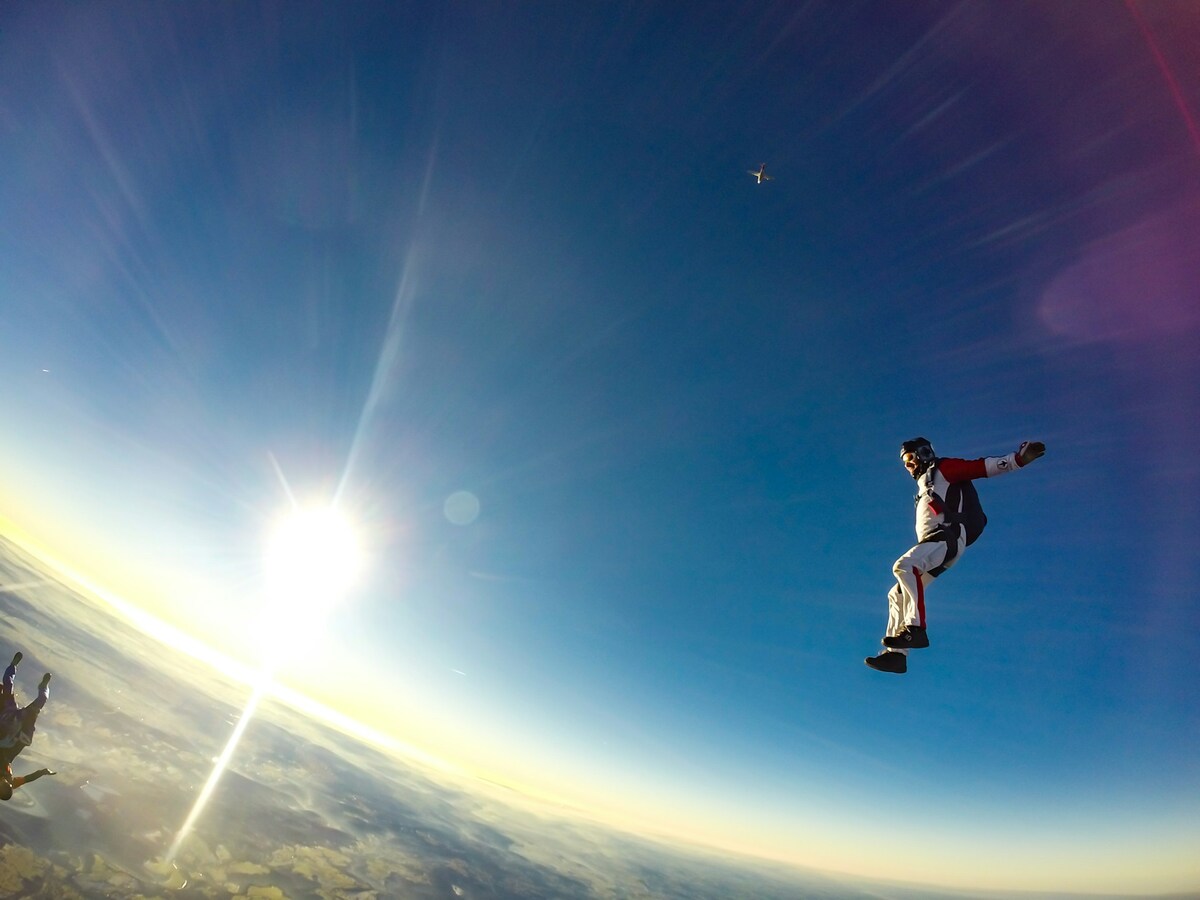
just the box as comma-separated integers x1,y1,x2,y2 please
883,625,929,650
865,651,907,674
9,652,20,668
39,673,51,691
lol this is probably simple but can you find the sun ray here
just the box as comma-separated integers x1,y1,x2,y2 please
267,452,298,510
165,672,270,865
163,490,362,869
336,132,440,506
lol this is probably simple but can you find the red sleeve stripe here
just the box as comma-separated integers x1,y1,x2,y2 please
939,457,987,482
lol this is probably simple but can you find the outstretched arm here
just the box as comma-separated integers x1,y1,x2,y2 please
940,441,1046,482
12,768,56,788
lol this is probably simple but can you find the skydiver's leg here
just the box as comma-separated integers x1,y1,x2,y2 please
891,542,947,630
13,674,49,749
2,652,18,702
885,583,905,648
868,585,911,672
0,654,21,743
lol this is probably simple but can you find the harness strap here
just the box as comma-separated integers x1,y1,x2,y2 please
915,463,965,578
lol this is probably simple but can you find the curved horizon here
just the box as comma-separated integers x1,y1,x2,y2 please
1,2,1197,896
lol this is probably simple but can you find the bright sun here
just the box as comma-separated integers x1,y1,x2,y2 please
163,505,364,867
263,506,363,615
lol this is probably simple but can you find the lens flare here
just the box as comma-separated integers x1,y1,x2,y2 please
166,502,363,867
165,676,268,865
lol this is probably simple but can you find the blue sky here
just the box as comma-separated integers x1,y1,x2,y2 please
1,1,1198,894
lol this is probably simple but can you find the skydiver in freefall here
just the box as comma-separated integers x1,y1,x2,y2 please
865,437,1046,675
748,163,773,183
0,651,56,799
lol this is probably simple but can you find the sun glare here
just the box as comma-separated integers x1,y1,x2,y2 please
264,505,363,607
165,503,366,871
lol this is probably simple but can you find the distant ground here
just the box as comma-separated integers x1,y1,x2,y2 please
0,538,867,899
0,537,1179,900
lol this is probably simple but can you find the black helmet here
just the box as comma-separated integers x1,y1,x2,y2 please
900,437,936,479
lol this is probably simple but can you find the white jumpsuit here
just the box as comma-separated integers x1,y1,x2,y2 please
885,449,1026,653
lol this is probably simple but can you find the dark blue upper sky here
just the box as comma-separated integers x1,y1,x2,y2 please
1,1,1197,893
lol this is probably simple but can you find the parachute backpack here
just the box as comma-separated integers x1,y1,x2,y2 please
943,475,987,546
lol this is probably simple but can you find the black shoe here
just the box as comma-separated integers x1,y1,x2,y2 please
883,626,929,649
865,652,907,674
9,652,20,668
39,673,51,691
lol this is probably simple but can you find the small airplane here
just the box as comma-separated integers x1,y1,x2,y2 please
748,163,773,184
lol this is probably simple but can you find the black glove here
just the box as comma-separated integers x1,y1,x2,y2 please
1018,441,1046,466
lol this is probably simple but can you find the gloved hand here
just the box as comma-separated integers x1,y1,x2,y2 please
1018,441,1046,466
